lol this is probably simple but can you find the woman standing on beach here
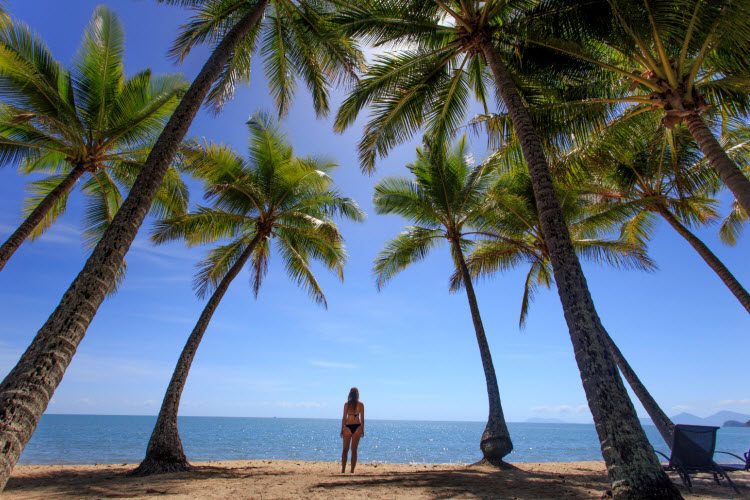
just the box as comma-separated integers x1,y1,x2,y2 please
340,387,364,473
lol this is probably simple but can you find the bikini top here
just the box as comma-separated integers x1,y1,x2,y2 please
346,404,360,418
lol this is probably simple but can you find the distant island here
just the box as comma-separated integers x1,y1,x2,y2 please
669,410,750,427
723,420,750,428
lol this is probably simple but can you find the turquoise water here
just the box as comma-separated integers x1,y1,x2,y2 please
19,414,750,465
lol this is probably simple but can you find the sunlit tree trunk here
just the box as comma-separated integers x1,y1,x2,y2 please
658,206,750,314
0,164,86,272
480,42,681,499
0,1,269,490
452,239,513,464
605,334,674,447
684,113,750,216
132,238,259,475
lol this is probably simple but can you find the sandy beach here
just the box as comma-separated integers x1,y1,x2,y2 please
5,460,748,499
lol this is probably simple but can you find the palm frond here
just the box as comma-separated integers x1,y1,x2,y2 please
373,225,443,290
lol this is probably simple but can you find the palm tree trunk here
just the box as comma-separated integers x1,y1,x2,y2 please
0,1,269,491
658,207,750,313
604,333,675,447
451,239,513,464
132,237,259,476
480,43,681,499
0,164,86,272
684,113,750,216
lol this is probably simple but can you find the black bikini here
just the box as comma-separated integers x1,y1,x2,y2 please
345,408,361,433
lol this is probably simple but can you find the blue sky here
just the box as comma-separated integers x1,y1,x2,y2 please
0,0,748,424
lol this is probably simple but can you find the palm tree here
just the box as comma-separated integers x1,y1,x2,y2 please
373,136,513,464
334,2,678,495
451,165,676,446
575,115,750,313
525,0,750,216
0,1,361,488
133,114,363,475
0,8,188,273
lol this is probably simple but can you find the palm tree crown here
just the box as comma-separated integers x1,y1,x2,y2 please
0,7,188,268
453,166,655,327
573,114,750,312
155,113,364,304
525,0,750,214
334,0,538,171
373,136,493,285
160,0,363,116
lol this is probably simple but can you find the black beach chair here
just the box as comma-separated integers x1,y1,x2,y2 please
655,424,740,494
716,446,749,472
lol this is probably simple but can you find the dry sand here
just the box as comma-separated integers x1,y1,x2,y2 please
5,460,748,499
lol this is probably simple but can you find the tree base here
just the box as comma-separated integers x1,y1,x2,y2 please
480,433,513,464
129,456,192,477
471,457,516,469
611,480,683,500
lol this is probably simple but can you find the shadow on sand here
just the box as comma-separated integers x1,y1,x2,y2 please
4,462,749,499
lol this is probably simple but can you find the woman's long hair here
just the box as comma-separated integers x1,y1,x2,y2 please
347,387,359,410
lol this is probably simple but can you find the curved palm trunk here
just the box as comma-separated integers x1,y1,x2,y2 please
684,113,750,216
132,238,259,476
480,43,681,499
605,334,674,447
0,1,269,491
657,207,750,314
0,164,86,272
452,239,513,464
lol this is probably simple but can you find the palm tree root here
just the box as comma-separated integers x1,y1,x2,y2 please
130,454,191,476
471,457,517,469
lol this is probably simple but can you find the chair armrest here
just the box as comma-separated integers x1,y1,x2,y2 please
655,450,670,461
715,451,746,463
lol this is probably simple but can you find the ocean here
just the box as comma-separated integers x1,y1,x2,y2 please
19,414,750,465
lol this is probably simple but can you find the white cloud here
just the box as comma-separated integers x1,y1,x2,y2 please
309,360,356,369
531,404,589,416
0,222,78,245
671,404,693,412
129,238,195,263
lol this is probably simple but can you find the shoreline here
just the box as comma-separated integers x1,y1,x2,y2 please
6,460,748,499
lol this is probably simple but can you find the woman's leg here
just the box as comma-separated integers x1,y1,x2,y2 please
350,430,362,473
341,428,352,473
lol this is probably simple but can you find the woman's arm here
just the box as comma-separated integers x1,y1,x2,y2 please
340,403,346,437
360,403,365,437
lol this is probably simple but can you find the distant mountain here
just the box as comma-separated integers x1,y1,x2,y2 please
525,411,750,427
524,417,565,424
707,411,750,426
671,412,711,425
723,420,750,428
671,411,750,427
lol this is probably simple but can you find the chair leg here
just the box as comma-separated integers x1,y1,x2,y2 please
722,471,741,495
684,471,693,492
